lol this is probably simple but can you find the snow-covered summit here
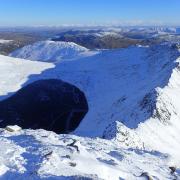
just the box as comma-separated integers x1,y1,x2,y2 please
9,40,90,62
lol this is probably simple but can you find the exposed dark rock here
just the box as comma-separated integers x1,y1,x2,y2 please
69,162,76,167
139,91,157,115
140,90,172,124
169,166,176,174
67,139,80,152
44,151,53,159
0,79,88,133
139,172,153,180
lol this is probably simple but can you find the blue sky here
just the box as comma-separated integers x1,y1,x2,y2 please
0,0,180,26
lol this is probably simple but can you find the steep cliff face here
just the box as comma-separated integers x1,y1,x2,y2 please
101,46,180,164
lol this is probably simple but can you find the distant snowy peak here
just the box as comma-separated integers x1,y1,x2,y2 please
10,40,90,62
150,27,178,34
0,39,13,44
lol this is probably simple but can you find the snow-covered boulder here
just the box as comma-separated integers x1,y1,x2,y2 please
5,125,22,132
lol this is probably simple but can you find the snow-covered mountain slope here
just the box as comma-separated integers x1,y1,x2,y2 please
0,44,180,179
9,41,93,62
0,55,54,100
0,128,179,180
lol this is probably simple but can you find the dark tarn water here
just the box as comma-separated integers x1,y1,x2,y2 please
0,79,88,134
